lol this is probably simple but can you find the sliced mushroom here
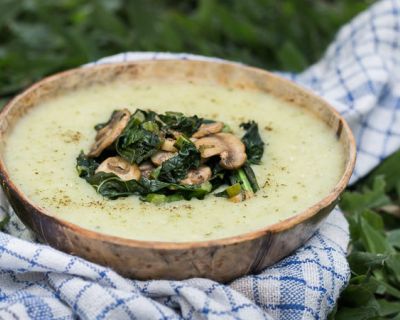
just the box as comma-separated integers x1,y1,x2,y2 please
88,109,131,157
95,156,141,181
170,130,183,139
151,151,177,166
195,133,247,170
139,161,155,178
161,138,177,152
192,122,224,138
180,165,212,185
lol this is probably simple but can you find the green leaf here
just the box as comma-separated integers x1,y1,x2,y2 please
385,254,400,285
365,150,400,193
76,151,99,178
86,172,145,199
388,230,400,249
340,176,391,214
240,121,265,165
336,275,381,317
376,279,400,299
377,299,400,317
159,111,202,137
359,216,394,254
348,252,388,275
116,116,162,164
158,136,201,183
340,283,377,308
361,209,384,231
335,306,379,320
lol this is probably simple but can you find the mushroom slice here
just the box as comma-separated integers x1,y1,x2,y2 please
96,156,141,181
139,161,155,178
192,122,224,138
194,137,225,158
180,165,212,185
170,130,183,139
195,133,247,170
151,151,177,166
88,109,131,157
161,138,177,152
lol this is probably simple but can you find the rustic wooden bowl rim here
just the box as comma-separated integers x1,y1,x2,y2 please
0,59,356,250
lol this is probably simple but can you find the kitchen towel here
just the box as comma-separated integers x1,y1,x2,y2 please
1,0,400,319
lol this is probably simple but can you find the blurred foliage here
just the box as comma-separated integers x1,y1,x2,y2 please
0,0,372,102
330,151,400,319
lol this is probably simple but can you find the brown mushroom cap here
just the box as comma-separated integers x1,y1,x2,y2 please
180,165,212,185
95,156,141,181
194,133,247,170
151,151,177,166
88,109,131,157
192,122,224,138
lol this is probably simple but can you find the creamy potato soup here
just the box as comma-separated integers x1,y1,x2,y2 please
4,80,345,241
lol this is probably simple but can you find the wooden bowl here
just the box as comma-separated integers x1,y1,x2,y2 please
0,60,356,282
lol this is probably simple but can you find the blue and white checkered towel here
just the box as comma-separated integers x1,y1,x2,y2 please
1,0,400,319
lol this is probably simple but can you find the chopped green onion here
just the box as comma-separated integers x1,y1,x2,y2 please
226,183,242,197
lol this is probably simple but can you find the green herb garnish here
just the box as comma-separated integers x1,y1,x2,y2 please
240,121,265,165
76,108,265,204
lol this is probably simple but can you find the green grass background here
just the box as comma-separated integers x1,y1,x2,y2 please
2,0,400,318
0,0,372,104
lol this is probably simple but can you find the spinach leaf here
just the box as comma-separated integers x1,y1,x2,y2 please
80,109,264,203
240,121,265,164
77,160,212,201
115,117,162,164
159,111,202,136
158,135,201,183
140,177,211,196
76,151,99,178
86,172,146,199
132,109,160,123
76,153,144,199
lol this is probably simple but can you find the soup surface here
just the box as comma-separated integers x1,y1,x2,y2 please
4,79,345,241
